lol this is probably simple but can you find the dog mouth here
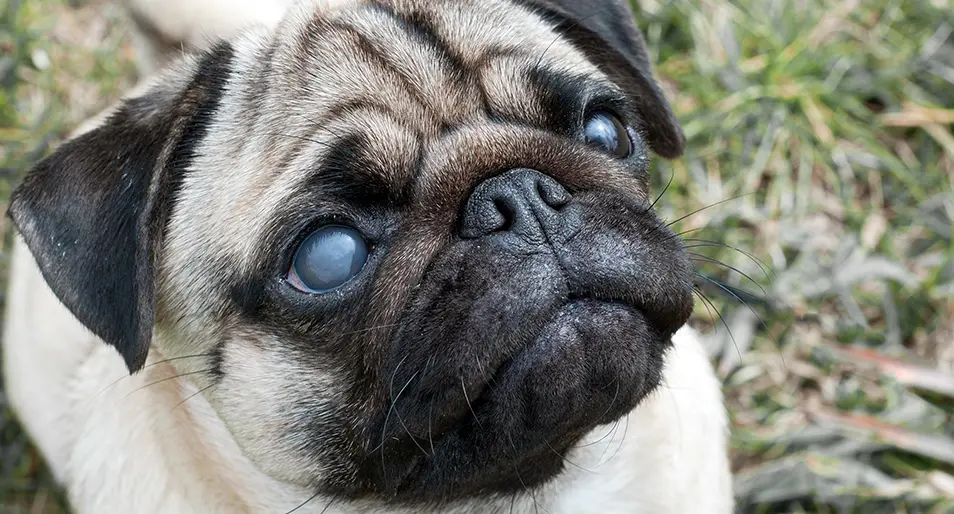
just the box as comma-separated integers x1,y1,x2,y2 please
364,295,669,502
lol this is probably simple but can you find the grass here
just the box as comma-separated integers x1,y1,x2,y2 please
639,0,954,511
1,0,953,512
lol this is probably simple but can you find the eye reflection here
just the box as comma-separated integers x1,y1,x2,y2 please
583,111,632,158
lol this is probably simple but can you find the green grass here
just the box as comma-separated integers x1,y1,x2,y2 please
1,0,953,512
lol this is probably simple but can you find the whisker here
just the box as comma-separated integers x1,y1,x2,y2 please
507,435,549,514
461,376,484,430
412,356,438,461
647,226,708,249
641,224,708,251
544,440,595,474
266,132,337,149
475,355,489,381
665,193,755,228
693,289,719,328
369,439,387,455
285,490,321,514
289,112,348,141
682,239,775,279
171,383,217,412
319,495,338,514
600,415,630,467
148,353,217,368
573,418,621,449
117,369,214,404
674,226,708,238
688,252,767,297
693,286,743,364
695,273,770,308
594,379,621,426
385,357,429,460
380,353,410,475
649,165,676,211
427,401,437,459
595,418,624,465
533,8,611,71
91,352,215,402
381,370,425,475
394,372,430,458
338,322,406,338
695,273,786,370
695,272,766,321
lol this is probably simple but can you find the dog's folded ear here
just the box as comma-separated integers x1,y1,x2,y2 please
517,0,685,159
7,42,234,374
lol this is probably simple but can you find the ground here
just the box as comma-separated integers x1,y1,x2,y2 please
1,0,952,512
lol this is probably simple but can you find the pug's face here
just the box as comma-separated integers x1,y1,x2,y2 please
10,0,693,506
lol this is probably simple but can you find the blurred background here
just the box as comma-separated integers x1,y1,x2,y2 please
1,0,952,512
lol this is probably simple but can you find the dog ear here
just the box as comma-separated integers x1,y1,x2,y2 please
517,0,685,159
7,42,234,374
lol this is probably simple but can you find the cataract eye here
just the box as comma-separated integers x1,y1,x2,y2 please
286,226,369,293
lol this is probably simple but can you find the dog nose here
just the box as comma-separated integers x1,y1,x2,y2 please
459,169,571,241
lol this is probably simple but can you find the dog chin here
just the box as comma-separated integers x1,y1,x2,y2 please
387,300,668,503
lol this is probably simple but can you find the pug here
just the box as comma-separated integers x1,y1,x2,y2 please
1,0,734,512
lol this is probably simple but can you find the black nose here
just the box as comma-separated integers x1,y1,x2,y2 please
459,169,571,241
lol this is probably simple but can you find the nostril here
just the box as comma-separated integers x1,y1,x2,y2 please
536,177,570,209
493,197,516,232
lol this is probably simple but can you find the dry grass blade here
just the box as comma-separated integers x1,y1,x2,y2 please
809,409,954,467
827,345,954,398
879,103,954,127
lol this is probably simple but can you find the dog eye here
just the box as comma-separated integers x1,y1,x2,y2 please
286,226,369,293
583,111,632,158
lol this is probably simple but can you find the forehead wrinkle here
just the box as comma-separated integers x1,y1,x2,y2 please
408,0,561,64
421,0,606,81
316,20,452,128
484,57,624,132
479,52,547,126
265,0,602,145
333,3,483,126
377,0,608,125
263,15,431,138
303,107,421,199
341,109,421,195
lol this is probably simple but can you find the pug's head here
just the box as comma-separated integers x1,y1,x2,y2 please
9,0,693,506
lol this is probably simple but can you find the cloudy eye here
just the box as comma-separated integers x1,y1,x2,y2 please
287,226,369,293
583,111,632,158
